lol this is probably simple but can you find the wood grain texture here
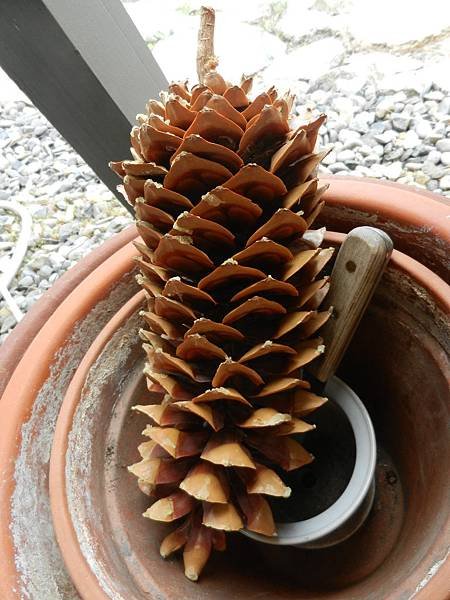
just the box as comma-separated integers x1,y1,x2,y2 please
310,226,393,383
197,6,216,84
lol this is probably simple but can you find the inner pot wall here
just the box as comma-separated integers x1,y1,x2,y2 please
0,240,139,600
320,177,450,283
50,238,450,600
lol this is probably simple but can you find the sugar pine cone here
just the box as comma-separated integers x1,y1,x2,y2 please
111,72,333,582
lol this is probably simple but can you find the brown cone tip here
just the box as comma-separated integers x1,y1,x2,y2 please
201,431,256,469
144,490,195,522
242,463,291,497
202,501,244,531
113,4,334,581
160,521,189,558
180,462,229,503
183,522,213,581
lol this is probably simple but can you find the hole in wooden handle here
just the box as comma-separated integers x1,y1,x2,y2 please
345,260,356,273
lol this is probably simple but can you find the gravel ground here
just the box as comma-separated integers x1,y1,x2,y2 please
0,101,132,343
1,0,450,344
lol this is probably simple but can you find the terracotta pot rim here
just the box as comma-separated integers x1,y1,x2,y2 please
0,241,137,599
322,176,450,245
326,232,450,314
325,174,450,205
46,237,449,600
50,291,144,600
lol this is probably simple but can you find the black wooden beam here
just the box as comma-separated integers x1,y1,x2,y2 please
0,0,168,211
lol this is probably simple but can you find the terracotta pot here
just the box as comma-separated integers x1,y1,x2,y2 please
320,176,450,282
0,179,448,599
0,234,139,600
48,234,450,600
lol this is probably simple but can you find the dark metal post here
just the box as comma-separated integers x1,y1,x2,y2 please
0,0,168,210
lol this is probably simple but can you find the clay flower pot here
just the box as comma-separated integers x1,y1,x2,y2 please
0,230,139,600
46,233,450,600
0,179,448,599
320,176,450,282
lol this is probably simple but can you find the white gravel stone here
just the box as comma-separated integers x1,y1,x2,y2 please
34,125,47,136
405,162,423,171
338,129,361,147
369,164,385,177
392,114,411,132
424,90,444,101
363,154,379,166
436,139,450,153
18,275,34,287
383,162,403,180
440,175,450,190
401,130,421,149
374,130,397,145
24,162,40,175
427,179,440,191
358,145,373,156
38,265,53,278
440,152,450,166
415,119,433,139
438,98,450,115
375,97,395,119
1,315,16,334
48,253,65,269
332,97,355,118
423,162,448,179
328,161,349,173
427,150,442,164
337,149,356,162
414,172,430,185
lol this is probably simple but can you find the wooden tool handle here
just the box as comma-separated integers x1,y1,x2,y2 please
309,226,393,383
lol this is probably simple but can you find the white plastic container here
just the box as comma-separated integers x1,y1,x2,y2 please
243,376,376,549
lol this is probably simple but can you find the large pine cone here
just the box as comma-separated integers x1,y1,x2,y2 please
110,71,333,581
